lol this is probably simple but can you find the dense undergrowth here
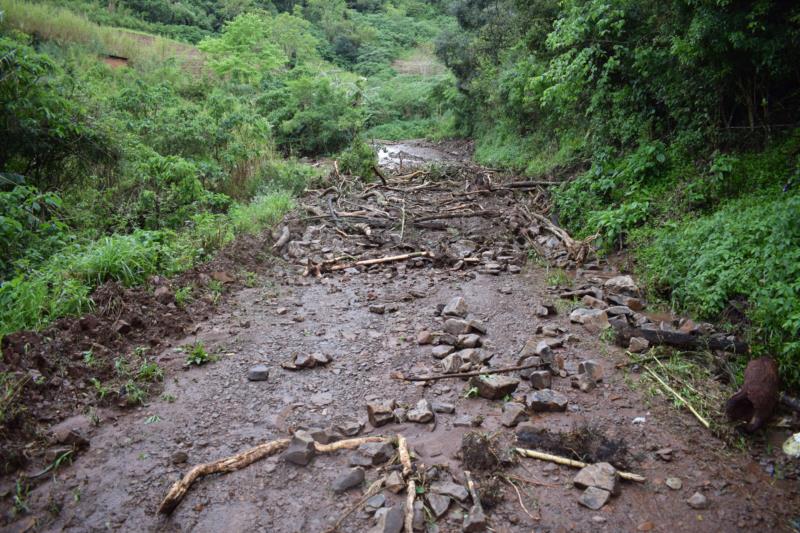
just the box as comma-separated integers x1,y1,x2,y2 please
436,0,800,388
0,0,454,341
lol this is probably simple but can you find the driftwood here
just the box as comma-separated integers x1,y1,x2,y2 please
393,360,547,382
158,436,388,515
397,435,415,533
329,251,433,272
613,323,749,354
515,448,646,482
644,366,711,428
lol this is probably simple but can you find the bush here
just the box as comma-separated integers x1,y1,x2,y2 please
338,139,377,179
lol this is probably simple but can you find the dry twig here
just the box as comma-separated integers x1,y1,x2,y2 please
515,448,646,482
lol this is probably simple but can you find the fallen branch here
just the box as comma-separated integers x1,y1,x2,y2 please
515,448,646,483
393,360,547,382
329,251,433,272
644,365,711,428
505,181,561,188
414,210,500,223
373,165,388,185
398,435,415,533
158,436,389,514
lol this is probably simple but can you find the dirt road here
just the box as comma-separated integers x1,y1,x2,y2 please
3,142,798,532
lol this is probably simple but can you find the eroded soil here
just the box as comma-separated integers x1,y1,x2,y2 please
2,142,798,532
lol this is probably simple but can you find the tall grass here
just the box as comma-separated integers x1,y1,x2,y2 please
0,0,194,64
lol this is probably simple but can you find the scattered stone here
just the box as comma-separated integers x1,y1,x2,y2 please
431,481,469,502
308,427,339,445
508,265,522,274
605,275,638,295
385,471,405,493
335,418,364,437
154,286,173,304
457,334,482,349
367,400,397,427
427,493,451,518
573,463,620,495
571,373,596,392
408,399,435,423
443,297,468,318
469,375,520,400
393,407,408,423
530,370,552,390
606,305,633,316
582,311,611,334
444,318,472,336
579,487,611,510
687,492,709,510
666,477,682,490
247,364,270,381
535,305,550,317
431,401,455,414
467,319,487,334
369,304,386,315
578,360,604,382
294,353,316,368
453,415,474,427
463,504,487,532
171,451,188,464
311,352,332,365
332,467,365,492
655,448,673,461
417,330,434,345
629,337,650,353
282,430,316,466
413,500,424,531
438,333,457,346
51,426,90,448
526,389,568,412
441,353,463,374
608,293,645,311
582,295,608,310
534,341,553,360
276,307,288,315
501,403,527,427
431,345,455,360
357,441,396,466
518,356,543,379
373,505,404,533
457,349,486,365
365,494,386,513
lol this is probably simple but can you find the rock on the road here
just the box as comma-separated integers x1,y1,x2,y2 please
526,389,568,412
579,486,611,510
443,297,468,318
407,399,434,423
247,364,269,381
332,467,365,492
470,375,520,400
573,462,620,495
367,400,397,427
282,430,316,466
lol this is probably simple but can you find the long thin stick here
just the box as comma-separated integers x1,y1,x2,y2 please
644,365,710,428
329,251,432,271
515,448,646,483
159,436,389,514
398,435,415,533
394,360,546,382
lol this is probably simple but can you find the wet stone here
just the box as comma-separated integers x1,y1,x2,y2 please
431,481,469,502
518,356,542,379
526,389,568,412
457,334,482,349
171,451,188,464
369,304,386,315
335,418,364,437
605,275,639,295
358,441,395,465
530,370,552,390
687,492,709,509
666,477,682,490
393,407,408,423
311,352,331,365
574,463,620,495
386,471,405,493
607,305,633,316
432,345,455,360
443,297,468,318
444,318,471,336
501,402,527,427
431,401,455,414
578,360,604,382
407,399,435,423
368,400,397,427
294,353,316,368
463,505,487,532
571,373,596,393
441,353,463,374
282,430,316,466
579,487,611,510
427,493,451,518
332,467,365,492
365,494,386,513
629,337,650,353
470,375,520,400
582,295,608,310
417,330,434,345
372,505,405,533
458,348,489,365
467,319,487,334
583,311,611,334
247,364,270,382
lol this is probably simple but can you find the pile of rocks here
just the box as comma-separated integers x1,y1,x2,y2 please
366,398,454,427
281,352,332,371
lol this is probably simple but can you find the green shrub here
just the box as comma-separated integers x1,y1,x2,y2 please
338,139,377,179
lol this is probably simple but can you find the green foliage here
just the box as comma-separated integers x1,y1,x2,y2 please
338,139,377,179
184,342,213,366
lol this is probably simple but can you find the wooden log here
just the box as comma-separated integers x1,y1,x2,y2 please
613,323,748,354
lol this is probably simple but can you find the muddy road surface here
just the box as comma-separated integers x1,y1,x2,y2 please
2,141,798,532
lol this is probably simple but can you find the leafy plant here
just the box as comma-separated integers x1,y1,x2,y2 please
184,342,213,367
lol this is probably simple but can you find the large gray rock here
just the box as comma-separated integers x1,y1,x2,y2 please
431,481,469,502
282,430,316,465
367,400,397,427
247,364,269,381
442,297,468,318
573,462,620,495
427,493,451,518
582,295,608,310
456,334,482,349
332,467,365,492
579,486,611,510
444,318,471,335
372,505,404,533
569,309,610,333
578,360,604,382
431,345,455,360
385,471,405,493
441,353,464,374
357,441,396,465
529,370,552,390
470,375,520,400
335,418,364,437
605,275,639,295
501,402,527,427
407,399,435,423
525,389,568,412
687,492,709,510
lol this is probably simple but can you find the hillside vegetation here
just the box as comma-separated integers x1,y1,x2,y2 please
434,0,800,387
